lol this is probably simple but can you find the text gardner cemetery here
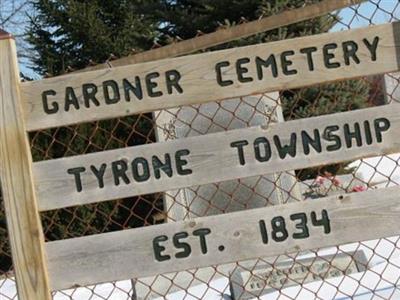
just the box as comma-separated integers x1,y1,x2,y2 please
41,37,378,114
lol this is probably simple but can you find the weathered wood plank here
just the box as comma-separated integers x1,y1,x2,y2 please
0,31,51,299
22,22,400,131
34,104,400,211
46,184,400,290
83,0,366,70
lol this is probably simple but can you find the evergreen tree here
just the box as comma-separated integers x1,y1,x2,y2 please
155,0,336,47
28,0,159,75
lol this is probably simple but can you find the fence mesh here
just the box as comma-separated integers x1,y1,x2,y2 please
1,0,400,299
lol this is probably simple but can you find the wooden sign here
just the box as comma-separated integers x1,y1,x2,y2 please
22,21,400,131
1,7,400,299
230,250,368,300
229,250,368,299
35,104,398,211
46,185,400,290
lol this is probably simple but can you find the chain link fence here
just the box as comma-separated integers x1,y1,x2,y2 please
1,0,400,299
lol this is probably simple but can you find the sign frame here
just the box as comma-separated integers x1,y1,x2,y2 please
3,2,400,298
0,31,52,299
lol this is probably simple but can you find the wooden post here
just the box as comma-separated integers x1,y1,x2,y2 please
0,30,51,299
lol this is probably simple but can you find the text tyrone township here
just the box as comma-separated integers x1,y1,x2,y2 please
67,116,390,193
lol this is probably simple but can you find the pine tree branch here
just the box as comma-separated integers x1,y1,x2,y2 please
77,0,366,73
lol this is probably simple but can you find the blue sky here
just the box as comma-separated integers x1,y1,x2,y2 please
334,0,399,31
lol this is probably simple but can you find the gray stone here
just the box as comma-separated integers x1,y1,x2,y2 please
155,93,302,221
229,250,368,300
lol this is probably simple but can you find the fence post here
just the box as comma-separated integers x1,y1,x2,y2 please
0,29,51,299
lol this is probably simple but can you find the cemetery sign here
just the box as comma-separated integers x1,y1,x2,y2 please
21,22,400,130
1,15,400,300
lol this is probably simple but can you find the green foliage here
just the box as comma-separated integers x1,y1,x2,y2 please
282,79,371,119
154,0,338,51
28,0,159,75
28,0,338,76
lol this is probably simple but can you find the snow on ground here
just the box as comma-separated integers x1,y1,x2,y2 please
349,153,400,188
2,154,400,299
151,248,400,300
2,253,400,300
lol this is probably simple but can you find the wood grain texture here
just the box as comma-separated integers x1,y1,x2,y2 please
0,34,51,299
82,0,366,70
46,184,400,290
34,104,400,211
21,22,400,131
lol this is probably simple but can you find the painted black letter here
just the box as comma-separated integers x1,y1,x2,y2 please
166,70,183,94
64,87,80,111
342,41,360,65
123,77,143,101
364,120,373,145
230,140,249,165
111,160,130,185
152,154,173,179
236,57,253,83
42,90,58,114
256,55,278,79
323,125,342,151
323,43,340,68
67,167,86,192
146,72,163,97
132,157,150,182
374,117,390,143
254,137,271,162
300,47,317,71
344,123,362,148
173,232,191,258
193,228,211,254
153,235,170,262
281,50,297,75
215,61,233,86
103,80,120,104
82,83,100,108
175,149,192,175
90,164,107,188
363,36,379,61
301,129,321,155
273,134,297,159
